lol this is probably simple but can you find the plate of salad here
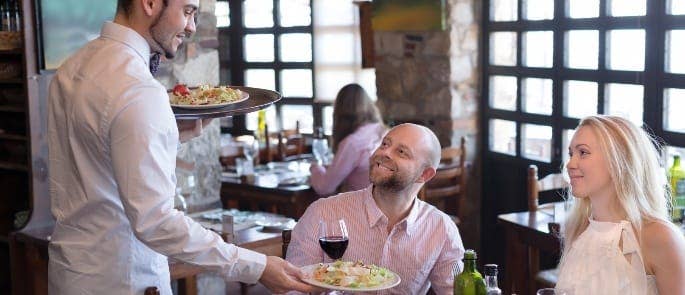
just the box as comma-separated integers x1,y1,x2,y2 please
169,84,249,109
301,260,401,292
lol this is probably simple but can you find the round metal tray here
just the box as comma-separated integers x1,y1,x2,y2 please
171,86,281,119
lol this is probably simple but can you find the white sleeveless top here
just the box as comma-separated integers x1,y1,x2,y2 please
556,219,658,295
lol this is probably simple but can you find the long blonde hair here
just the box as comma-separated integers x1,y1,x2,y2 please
561,115,671,259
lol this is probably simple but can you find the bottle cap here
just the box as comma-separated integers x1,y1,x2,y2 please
484,264,498,276
464,249,477,260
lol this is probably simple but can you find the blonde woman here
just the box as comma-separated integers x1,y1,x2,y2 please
556,115,685,295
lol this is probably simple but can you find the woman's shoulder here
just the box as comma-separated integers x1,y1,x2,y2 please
339,123,385,146
640,219,685,271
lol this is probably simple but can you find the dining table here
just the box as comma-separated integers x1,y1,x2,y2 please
220,160,319,219
9,208,293,295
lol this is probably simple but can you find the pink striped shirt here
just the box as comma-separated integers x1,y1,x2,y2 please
286,186,464,294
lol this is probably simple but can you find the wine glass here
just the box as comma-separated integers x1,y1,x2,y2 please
312,137,329,165
537,288,568,295
242,139,259,171
318,219,349,262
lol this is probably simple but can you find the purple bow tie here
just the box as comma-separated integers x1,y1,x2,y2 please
149,53,161,75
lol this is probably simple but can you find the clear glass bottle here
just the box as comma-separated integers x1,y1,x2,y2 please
454,249,487,295
484,264,502,295
312,126,328,165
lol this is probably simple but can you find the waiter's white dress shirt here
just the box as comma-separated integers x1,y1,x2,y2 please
286,186,465,294
47,22,266,294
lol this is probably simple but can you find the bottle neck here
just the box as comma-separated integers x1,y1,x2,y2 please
675,156,681,168
463,259,477,272
485,275,498,288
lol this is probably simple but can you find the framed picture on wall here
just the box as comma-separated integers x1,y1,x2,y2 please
371,0,446,31
36,0,116,70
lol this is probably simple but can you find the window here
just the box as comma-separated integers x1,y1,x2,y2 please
483,0,685,165
217,0,374,135
217,0,314,134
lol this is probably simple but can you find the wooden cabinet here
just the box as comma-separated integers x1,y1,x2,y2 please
2,0,50,293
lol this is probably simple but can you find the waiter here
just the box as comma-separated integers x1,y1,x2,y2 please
47,0,316,293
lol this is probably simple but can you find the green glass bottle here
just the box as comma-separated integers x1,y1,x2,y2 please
454,249,487,295
669,155,685,222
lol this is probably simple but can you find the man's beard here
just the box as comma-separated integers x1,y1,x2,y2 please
370,157,420,193
149,6,176,59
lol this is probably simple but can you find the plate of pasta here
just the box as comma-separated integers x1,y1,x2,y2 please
169,84,249,109
301,260,400,292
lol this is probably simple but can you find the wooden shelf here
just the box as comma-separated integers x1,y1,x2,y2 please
0,162,28,172
0,133,27,141
0,105,25,113
0,78,23,85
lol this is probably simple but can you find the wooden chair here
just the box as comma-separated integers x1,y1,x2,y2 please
418,137,467,219
262,122,305,163
527,164,569,290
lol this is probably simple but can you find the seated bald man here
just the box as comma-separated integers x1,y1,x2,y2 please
286,123,465,294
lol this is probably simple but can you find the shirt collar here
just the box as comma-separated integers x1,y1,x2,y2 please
100,21,152,68
363,185,422,236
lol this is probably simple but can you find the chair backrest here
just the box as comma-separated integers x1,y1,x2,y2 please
282,229,292,259
527,164,569,211
262,122,304,163
418,137,467,217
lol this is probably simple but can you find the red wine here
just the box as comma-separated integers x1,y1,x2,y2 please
319,236,349,259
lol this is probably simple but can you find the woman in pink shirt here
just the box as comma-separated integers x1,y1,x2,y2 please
309,84,386,196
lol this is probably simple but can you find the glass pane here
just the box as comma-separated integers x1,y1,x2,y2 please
244,34,274,62
244,0,273,28
490,119,517,155
607,30,645,71
609,0,646,17
280,0,311,27
568,0,599,18
664,88,685,133
562,129,577,165
215,1,230,27
491,0,517,21
314,0,354,26
490,32,517,66
315,70,354,101
281,69,313,97
524,31,553,68
565,80,598,118
522,78,552,115
280,34,312,62
666,30,685,74
281,105,314,134
245,69,275,91
315,32,355,64
605,83,644,125
524,0,554,20
490,76,518,111
522,124,552,162
669,0,685,15
322,106,333,135
566,30,599,69
246,105,277,131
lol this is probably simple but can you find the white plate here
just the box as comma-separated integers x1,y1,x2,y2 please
300,263,401,292
170,90,249,109
255,217,296,230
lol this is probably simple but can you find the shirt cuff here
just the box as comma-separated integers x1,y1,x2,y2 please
223,248,267,284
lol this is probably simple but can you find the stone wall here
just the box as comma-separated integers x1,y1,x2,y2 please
155,0,222,212
374,0,482,251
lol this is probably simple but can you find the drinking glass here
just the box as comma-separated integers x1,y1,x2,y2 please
318,219,349,262
243,140,259,168
537,288,567,295
312,138,329,165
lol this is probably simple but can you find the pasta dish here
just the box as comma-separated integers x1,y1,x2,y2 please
169,84,244,106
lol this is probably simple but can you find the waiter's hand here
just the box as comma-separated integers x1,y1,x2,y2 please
259,256,320,294
177,119,213,143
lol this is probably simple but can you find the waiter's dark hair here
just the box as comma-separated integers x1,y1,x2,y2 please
117,0,168,15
